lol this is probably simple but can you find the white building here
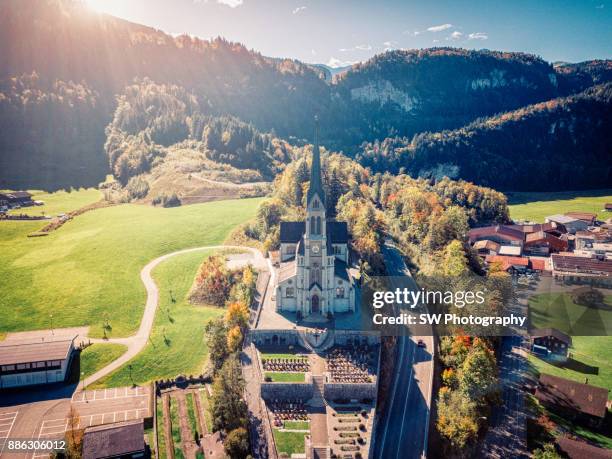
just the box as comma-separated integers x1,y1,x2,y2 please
545,214,588,234
275,121,356,318
0,337,76,388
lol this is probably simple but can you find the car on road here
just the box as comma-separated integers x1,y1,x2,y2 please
417,339,426,348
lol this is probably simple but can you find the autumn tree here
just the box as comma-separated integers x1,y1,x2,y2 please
210,354,248,432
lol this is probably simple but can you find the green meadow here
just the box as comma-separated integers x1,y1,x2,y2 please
507,189,612,222
0,188,262,338
6,188,102,216
90,250,224,387
79,343,128,379
528,292,612,398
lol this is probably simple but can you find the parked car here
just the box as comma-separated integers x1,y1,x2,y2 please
417,339,426,348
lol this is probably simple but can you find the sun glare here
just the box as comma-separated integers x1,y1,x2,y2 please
85,0,127,17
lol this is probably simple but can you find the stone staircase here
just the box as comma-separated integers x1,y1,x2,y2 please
313,446,329,459
311,375,326,407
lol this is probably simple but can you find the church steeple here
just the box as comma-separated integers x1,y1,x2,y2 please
307,115,325,206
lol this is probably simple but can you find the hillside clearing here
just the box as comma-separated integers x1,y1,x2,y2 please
507,189,612,222
0,197,262,338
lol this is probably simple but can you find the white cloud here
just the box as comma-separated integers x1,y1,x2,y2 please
432,39,440,43
468,32,488,40
403,30,421,36
216,0,243,7
327,57,358,68
449,31,463,40
292,6,306,14
596,3,604,8
427,23,452,32
355,44,372,50
311,48,317,56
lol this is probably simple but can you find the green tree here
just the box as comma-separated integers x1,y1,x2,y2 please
532,443,561,459
436,388,479,449
204,318,229,374
210,355,248,432
458,338,498,405
224,427,250,459
442,240,469,277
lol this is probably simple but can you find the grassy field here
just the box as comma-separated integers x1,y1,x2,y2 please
199,388,213,433
79,343,127,378
283,420,310,430
0,191,262,338
528,293,612,336
90,250,224,387
156,398,168,459
528,335,612,399
186,392,199,437
6,188,102,217
507,189,612,223
169,396,184,459
273,429,306,456
264,372,306,382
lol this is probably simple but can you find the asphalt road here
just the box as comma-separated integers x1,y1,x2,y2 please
373,242,434,459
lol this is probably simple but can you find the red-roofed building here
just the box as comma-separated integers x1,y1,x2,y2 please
468,225,524,247
524,231,568,255
485,255,529,272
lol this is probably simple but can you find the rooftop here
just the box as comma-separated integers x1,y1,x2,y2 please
546,214,580,225
82,420,145,459
551,254,612,276
0,337,75,366
556,436,612,459
535,373,608,419
530,327,572,345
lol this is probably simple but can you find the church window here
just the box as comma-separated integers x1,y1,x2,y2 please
336,287,345,298
333,245,341,255
286,287,295,297
316,216,321,234
310,216,316,234
313,199,319,209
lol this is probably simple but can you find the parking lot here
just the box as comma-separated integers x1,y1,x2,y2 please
0,411,18,455
0,385,152,459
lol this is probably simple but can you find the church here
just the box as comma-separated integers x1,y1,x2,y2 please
274,122,356,318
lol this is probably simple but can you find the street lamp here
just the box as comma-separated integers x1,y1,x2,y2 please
128,364,134,387
81,371,87,402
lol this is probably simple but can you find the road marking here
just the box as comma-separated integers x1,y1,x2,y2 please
396,339,416,459
0,411,18,456
72,387,148,403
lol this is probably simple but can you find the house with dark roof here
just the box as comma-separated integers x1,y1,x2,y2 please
565,212,597,226
535,374,609,428
82,420,147,459
556,436,612,459
275,118,356,318
545,214,589,234
530,328,572,359
0,191,34,208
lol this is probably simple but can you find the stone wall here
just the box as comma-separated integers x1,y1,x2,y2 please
324,383,377,401
248,329,300,346
261,382,314,401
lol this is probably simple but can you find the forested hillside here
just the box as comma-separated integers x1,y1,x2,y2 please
358,83,612,191
0,0,610,190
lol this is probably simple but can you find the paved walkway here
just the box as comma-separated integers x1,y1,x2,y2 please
84,245,270,387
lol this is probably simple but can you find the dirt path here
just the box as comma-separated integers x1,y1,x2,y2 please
83,245,270,387
162,393,175,459
192,390,208,435
175,392,199,459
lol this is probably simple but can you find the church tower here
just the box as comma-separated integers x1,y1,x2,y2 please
303,116,329,315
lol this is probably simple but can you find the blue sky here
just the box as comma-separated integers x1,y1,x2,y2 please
87,0,612,66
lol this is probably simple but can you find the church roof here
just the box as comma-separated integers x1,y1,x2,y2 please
280,221,305,243
279,221,350,244
278,261,297,282
334,258,351,282
307,117,326,205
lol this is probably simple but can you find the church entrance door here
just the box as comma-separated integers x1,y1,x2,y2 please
311,295,320,314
